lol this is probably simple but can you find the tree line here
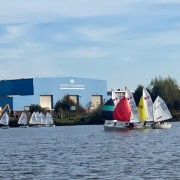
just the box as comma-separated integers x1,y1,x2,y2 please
133,76,180,120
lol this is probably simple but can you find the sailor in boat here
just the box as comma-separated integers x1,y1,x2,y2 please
129,123,135,128
125,123,135,129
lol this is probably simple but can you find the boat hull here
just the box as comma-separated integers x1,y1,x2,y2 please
104,120,143,131
142,122,154,129
151,123,171,129
1,125,10,129
19,125,29,128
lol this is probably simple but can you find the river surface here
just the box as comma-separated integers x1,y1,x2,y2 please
0,122,180,180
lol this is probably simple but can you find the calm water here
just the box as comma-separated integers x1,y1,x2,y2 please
0,123,180,180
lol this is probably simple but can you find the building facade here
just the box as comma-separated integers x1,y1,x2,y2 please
0,77,108,112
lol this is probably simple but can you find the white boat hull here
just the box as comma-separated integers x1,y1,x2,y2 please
1,125,10,129
104,120,143,131
19,125,29,128
151,123,171,129
142,122,154,129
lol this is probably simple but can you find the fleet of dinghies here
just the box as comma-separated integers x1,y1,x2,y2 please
103,87,172,131
29,111,55,127
0,111,55,129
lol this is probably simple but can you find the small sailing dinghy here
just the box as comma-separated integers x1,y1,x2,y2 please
0,112,10,129
103,88,143,130
40,112,46,127
45,112,55,127
138,87,154,129
151,96,172,129
18,112,28,128
103,90,119,130
29,111,39,127
103,97,116,130
125,87,143,129
35,111,41,127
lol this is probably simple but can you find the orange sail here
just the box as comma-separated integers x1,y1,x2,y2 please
113,97,131,122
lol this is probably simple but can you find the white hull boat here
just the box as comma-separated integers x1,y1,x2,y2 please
18,112,28,128
1,125,10,129
103,88,143,131
0,112,10,129
104,120,143,131
151,123,171,129
153,96,172,129
18,125,29,128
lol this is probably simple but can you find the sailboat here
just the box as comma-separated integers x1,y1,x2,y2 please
103,88,143,130
18,112,28,128
125,87,143,129
112,90,119,106
151,96,172,129
103,90,118,130
45,112,55,127
138,87,154,129
40,112,46,126
103,98,116,130
29,111,38,127
35,111,41,127
0,112,10,129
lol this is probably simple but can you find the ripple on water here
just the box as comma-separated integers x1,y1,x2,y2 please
0,124,180,179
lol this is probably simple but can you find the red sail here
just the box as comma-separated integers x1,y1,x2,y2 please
113,97,131,122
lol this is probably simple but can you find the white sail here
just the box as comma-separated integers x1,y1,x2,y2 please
153,96,172,122
0,112,9,126
112,90,119,106
35,112,41,124
40,112,46,124
29,112,37,124
125,87,140,123
18,112,27,125
46,112,53,125
143,87,154,122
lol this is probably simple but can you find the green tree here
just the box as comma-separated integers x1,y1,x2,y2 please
54,95,85,115
149,76,180,110
54,95,75,113
29,104,46,114
133,85,143,105
89,103,104,124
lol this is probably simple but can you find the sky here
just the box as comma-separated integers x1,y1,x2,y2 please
0,0,180,91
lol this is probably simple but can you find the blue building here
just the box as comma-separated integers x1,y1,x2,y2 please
0,77,107,112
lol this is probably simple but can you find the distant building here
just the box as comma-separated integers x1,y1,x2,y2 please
0,77,108,113
107,89,134,98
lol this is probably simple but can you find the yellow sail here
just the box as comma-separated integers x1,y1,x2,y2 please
138,97,146,122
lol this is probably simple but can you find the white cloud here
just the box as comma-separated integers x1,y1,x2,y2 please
0,0,180,88
74,26,128,42
0,0,146,24
64,46,107,58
